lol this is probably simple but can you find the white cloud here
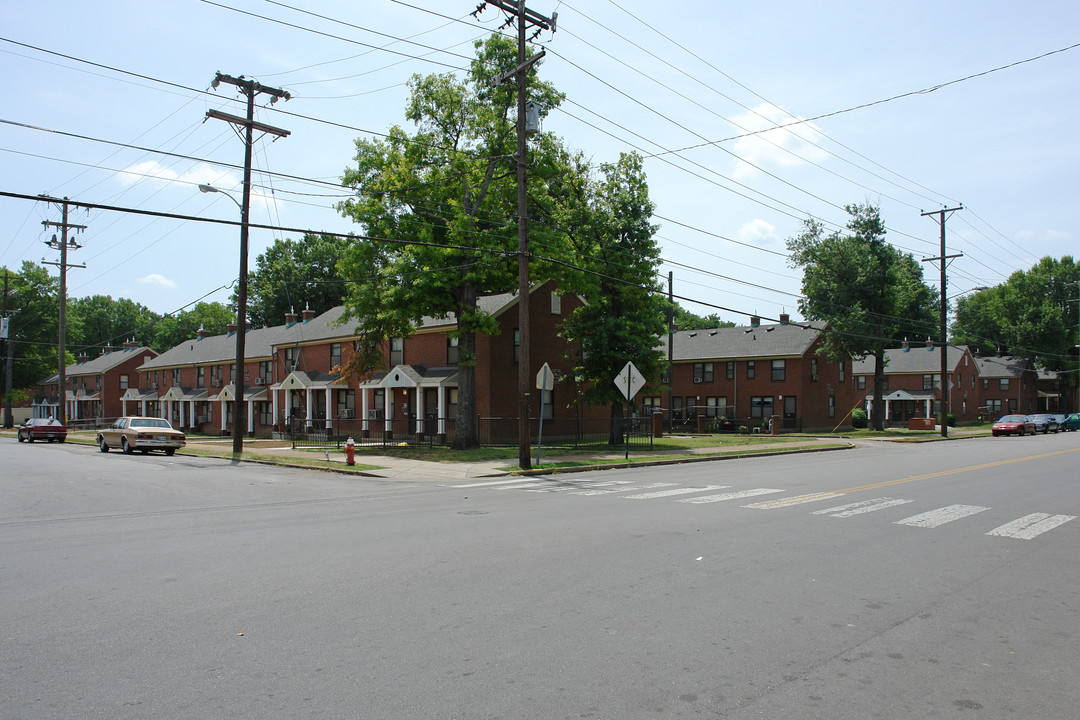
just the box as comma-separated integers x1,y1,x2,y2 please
137,273,178,290
737,219,779,246
730,104,830,180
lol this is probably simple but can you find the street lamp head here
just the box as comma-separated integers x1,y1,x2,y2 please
198,184,218,194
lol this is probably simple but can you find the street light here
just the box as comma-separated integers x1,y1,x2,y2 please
199,182,249,455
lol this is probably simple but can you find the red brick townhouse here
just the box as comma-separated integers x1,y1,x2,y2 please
974,355,1038,417
647,316,858,432
134,321,289,436
34,342,157,423
269,280,607,440
851,344,982,425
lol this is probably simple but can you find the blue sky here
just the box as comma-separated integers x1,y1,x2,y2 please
2,0,1077,328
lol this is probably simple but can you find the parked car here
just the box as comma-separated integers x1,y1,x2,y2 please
97,416,185,456
991,414,1035,437
17,417,68,443
1062,413,1080,432
1029,413,1058,434
1051,414,1066,431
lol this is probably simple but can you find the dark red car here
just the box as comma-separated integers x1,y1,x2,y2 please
991,414,1035,437
17,418,68,443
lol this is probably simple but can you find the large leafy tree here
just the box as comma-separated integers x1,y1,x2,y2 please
237,233,350,329
952,256,1079,366
555,153,667,441
151,302,235,353
336,35,567,449
2,263,69,422
787,204,938,430
70,295,158,356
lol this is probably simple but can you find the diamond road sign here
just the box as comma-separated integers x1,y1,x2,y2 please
614,361,646,402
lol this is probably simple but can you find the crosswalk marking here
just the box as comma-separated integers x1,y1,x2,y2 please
813,497,914,518
522,479,635,493
987,513,1077,540
573,482,677,496
895,504,989,528
677,488,784,505
621,485,726,500
454,478,539,488
744,492,846,509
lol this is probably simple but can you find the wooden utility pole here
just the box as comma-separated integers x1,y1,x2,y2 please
921,205,963,437
207,72,289,456
475,0,556,469
42,198,87,427
1,270,14,428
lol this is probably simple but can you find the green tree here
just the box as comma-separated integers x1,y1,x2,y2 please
556,153,667,442
336,35,567,449
238,233,351,328
787,204,938,431
1,262,67,405
70,295,159,356
952,256,1079,366
151,302,235,353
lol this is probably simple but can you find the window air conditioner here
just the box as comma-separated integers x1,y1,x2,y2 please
693,377,703,383
368,409,384,419
341,409,354,419
255,377,266,385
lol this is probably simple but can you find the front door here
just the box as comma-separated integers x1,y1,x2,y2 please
423,388,439,435
783,395,797,428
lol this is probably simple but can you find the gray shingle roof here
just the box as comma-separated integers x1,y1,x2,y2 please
140,325,290,370
975,355,1031,379
851,345,970,375
65,346,157,377
659,321,825,361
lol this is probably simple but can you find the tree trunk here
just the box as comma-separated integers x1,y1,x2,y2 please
872,346,886,432
609,400,624,446
450,284,480,450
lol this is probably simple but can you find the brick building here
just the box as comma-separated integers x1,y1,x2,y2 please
34,342,157,423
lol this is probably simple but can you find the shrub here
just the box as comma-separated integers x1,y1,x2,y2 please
851,408,868,429
946,413,956,427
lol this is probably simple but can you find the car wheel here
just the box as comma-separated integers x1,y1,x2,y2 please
165,448,175,457
27,435,34,443
17,432,25,442
122,438,133,454
1018,428,1024,436
99,437,109,453
58,438,65,444
140,449,149,455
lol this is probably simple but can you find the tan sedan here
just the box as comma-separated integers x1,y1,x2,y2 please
97,416,186,456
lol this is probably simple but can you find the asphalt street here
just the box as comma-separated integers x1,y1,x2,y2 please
2,434,1078,719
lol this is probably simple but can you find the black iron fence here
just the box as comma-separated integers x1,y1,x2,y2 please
666,415,803,435
285,416,654,451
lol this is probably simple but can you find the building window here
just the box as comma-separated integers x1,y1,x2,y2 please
750,395,774,419
284,347,298,372
330,342,342,369
447,336,460,364
672,396,684,421
811,358,818,382
771,359,786,382
259,361,271,384
551,292,562,314
986,399,1002,415
172,368,181,387
746,360,756,379
999,378,1010,391
838,360,845,382
119,374,129,391
448,388,459,419
196,366,205,388
337,390,356,418
705,396,727,417
828,395,836,418
513,329,520,364
693,362,714,383
726,361,735,380
258,402,273,426
857,375,866,391
641,396,661,416
922,374,940,390
389,337,404,366
210,365,221,386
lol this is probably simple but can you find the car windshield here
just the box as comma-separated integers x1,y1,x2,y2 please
998,415,1026,423
130,418,171,429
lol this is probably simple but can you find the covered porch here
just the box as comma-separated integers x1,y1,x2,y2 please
865,389,937,425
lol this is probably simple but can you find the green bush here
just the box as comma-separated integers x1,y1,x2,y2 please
851,408,868,429
946,413,956,427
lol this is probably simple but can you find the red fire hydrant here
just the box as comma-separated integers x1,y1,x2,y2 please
345,437,356,466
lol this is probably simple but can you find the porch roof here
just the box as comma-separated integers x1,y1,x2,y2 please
362,365,459,389
865,389,937,402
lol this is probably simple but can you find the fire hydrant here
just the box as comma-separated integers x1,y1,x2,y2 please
345,437,355,466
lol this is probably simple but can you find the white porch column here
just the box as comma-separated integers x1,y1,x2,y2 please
140,399,147,416
179,401,186,428
415,387,425,434
122,399,127,416
925,398,931,418
272,389,279,427
884,398,890,423
438,385,447,435
221,397,228,432
325,388,333,429
305,389,313,428
247,399,255,434
361,389,369,431
384,389,392,432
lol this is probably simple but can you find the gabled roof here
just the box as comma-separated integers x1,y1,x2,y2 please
140,324,290,370
851,345,970,375
64,346,157,377
975,355,1032,379
658,321,825,362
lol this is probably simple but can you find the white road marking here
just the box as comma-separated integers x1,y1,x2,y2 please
573,482,677,496
813,497,914,518
677,488,784,504
744,492,846,509
621,485,726,500
987,513,1076,540
454,478,537,488
523,479,635,493
895,504,989,528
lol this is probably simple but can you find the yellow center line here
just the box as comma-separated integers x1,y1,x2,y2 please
834,448,1080,495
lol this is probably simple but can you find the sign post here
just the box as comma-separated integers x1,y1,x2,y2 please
535,362,553,466
614,361,646,461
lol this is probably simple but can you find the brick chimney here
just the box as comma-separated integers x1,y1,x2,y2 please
77,352,89,363
123,338,137,349
750,316,760,328
301,303,315,323
196,325,211,340
285,308,298,328
226,322,237,336
779,313,789,325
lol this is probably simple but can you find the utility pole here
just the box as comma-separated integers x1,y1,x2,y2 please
475,0,556,470
921,205,963,438
207,72,290,456
42,198,87,428
667,271,674,432
1,270,15,428
1068,280,1080,413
